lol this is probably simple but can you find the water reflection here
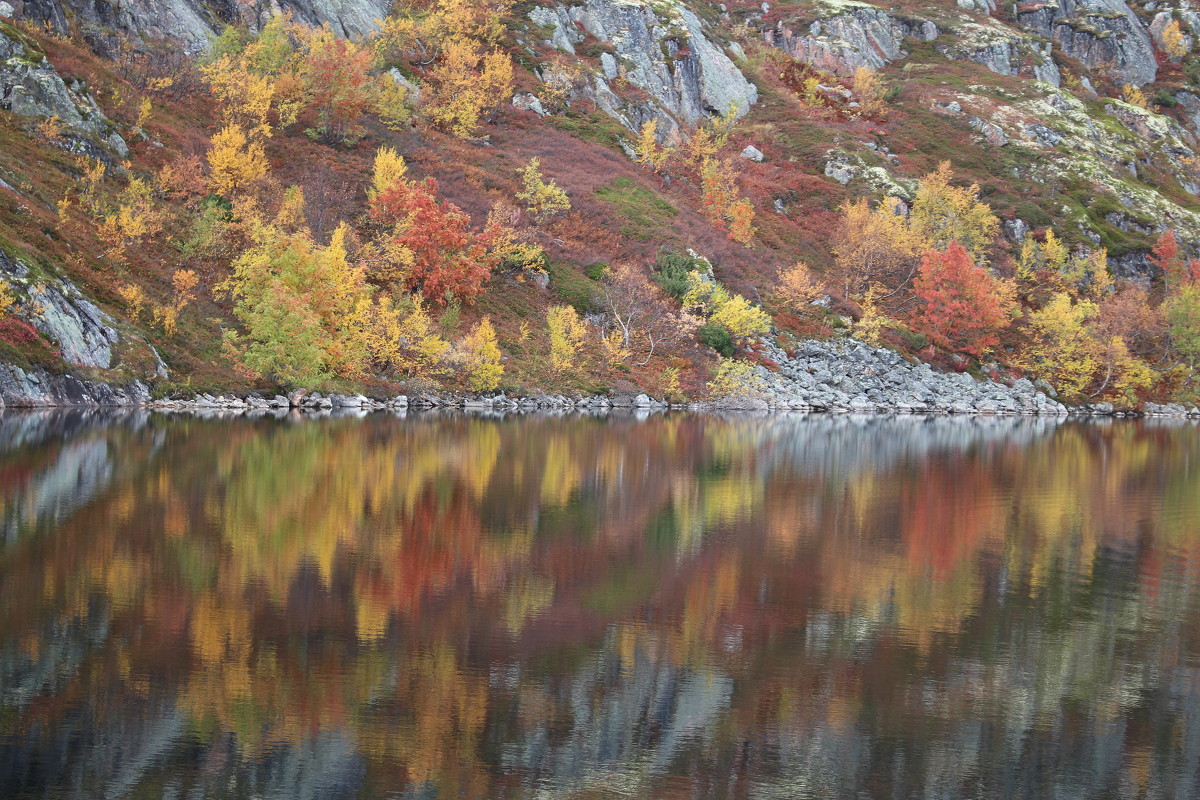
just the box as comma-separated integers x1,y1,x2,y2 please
0,411,1198,799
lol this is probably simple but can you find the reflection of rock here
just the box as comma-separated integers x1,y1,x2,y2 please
0,437,110,545
501,628,733,789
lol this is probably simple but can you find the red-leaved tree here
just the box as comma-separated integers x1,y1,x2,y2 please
1150,230,1200,291
370,178,496,304
913,241,1015,357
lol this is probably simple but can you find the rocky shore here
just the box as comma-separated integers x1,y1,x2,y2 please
2,338,1200,418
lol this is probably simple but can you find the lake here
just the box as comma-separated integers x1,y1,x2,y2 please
1,410,1198,799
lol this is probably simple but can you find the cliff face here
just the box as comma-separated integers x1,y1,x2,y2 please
529,0,758,135
6,0,390,50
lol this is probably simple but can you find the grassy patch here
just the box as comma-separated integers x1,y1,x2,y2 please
547,260,599,312
549,111,627,152
593,177,678,240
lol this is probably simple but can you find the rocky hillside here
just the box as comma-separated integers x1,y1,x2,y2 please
0,0,1198,408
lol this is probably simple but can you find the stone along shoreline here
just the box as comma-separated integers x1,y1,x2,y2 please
1,338,1199,418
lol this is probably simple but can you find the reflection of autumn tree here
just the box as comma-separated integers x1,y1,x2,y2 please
4,415,1200,799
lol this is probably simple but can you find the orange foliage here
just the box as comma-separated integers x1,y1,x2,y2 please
913,242,1016,357
370,178,498,304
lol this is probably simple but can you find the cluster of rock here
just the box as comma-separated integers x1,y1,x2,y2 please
749,338,1072,415
1142,402,1200,418
760,0,1156,88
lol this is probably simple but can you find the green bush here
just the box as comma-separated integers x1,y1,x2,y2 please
698,322,735,356
1154,90,1179,108
653,250,702,300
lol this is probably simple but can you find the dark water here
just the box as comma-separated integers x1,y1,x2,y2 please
1,410,1199,800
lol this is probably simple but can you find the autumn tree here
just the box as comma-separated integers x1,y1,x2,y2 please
457,317,503,391
1149,230,1200,291
219,221,383,384
1162,19,1189,61
423,38,513,138
516,157,570,223
369,177,498,303
832,196,921,299
909,162,999,259
547,305,588,373
1121,84,1150,109
683,272,771,340
699,158,755,246
1019,292,1100,399
1166,283,1200,388
635,120,673,173
200,15,299,137
852,66,886,119
775,262,825,311
707,359,767,404
96,176,167,258
207,125,269,198
596,264,698,366
153,269,200,336
300,27,375,143
912,242,1016,356
369,146,408,201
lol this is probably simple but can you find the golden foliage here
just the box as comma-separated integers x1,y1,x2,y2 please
908,161,999,258
776,262,824,310
516,157,570,223
707,358,767,403
207,125,269,198
1121,84,1149,110
458,317,503,391
832,196,921,299
369,146,409,201
423,38,513,138
852,66,886,118
546,304,588,373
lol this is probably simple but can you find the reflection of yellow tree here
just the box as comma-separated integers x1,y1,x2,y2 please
9,416,1200,798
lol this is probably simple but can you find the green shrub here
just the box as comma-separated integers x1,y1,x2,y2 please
698,322,735,356
653,249,702,300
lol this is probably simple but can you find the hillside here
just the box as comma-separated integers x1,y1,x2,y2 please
1,0,1200,407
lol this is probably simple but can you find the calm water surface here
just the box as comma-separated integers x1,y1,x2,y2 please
1,411,1199,799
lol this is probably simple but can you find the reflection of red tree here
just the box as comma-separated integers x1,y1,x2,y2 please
900,461,1001,578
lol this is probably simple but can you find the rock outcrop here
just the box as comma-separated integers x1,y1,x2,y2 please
9,0,390,51
1016,0,1157,87
530,0,757,133
0,23,128,156
937,22,1061,85
0,245,166,382
765,4,937,75
0,364,150,407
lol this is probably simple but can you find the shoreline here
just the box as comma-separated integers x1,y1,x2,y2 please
0,338,1198,419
